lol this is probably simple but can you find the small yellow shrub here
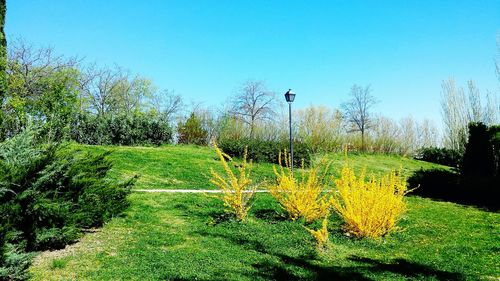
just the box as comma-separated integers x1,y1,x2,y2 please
270,152,332,223
305,214,330,248
332,164,409,238
210,143,255,221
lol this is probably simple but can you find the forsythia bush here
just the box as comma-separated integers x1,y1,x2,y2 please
332,164,409,238
210,143,255,221
305,215,330,249
270,152,332,223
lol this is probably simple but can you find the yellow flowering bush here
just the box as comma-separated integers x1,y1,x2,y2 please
332,163,409,238
270,152,333,223
305,214,330,248
210,142,255,221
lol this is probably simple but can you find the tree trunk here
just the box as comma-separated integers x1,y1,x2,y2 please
361,130,365,152
249,117,255,139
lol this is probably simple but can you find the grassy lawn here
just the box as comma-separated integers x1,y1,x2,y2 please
29,145,499,280
78,144,445,190
79,144,277,190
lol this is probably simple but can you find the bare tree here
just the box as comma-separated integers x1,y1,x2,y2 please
341,84,377,151
297,105,344,152
441,78,469,152
113,74,155,114
152,89,184,122
370,115,400,154
496,34,500,84
229,80,277,138
79,64,122,116
441,78,498,152
8,39,80,98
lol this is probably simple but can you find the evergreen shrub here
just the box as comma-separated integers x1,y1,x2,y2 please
218,138,312,167
71,112,173,146
414,147,462,167
0,128,135,279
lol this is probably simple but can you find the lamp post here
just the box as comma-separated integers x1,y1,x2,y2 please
284,89,296,172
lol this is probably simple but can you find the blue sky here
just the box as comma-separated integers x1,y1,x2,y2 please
6,0,500,124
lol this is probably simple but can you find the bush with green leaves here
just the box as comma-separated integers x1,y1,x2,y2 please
71,112,173,146
491,125,500,177
218,138,312,167
461,122,498,178
177,112,208,145
414,147,462,167
0,128,135,279
3,61,79,142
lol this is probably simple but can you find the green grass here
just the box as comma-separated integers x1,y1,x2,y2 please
29,145,499,280
79,144,277,190
77,144,446,190
322,152,448,178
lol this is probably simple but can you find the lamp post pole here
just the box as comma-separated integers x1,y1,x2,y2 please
288,101,293,172
284,89,296,173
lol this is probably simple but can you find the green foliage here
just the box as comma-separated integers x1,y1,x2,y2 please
461,122,496,178
0,245,33,281
0,128,135,278
0,0,6,142
414,147,462,167
410,123,500,210
71,112,173,146
34,227,82,251
491,125,500,177
3,63,79,141
0,225,5,266
177,112,208,145
218,137,312,167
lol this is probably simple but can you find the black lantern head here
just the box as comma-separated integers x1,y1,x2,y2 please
284,89,295,103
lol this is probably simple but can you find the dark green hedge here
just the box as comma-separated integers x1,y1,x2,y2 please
218,138,312,167
414,147,462,167
0,128,135,280
71,112,173,146
461,123,499,178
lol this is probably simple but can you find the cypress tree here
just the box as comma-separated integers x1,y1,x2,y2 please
0,0,5,265
0,0,6,140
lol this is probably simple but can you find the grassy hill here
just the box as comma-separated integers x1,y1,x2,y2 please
29,145,499,280
80,144,445,190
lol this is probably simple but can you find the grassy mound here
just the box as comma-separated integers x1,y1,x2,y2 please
29,145,499,280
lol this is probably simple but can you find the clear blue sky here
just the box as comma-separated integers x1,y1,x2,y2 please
6,0,500,124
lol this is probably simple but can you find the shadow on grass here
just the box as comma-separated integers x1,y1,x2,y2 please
408,168,499,211
252,208,288,224
196,230,465,281
252,255,465,281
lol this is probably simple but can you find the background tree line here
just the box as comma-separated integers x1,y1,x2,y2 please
0,37,498,159
0,39,183,145
0,39,438,154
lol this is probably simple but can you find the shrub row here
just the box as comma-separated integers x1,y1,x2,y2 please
414,147,462,167
0,128,135,280
211,143,410,247
218,138,312,167
71,112,173,146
